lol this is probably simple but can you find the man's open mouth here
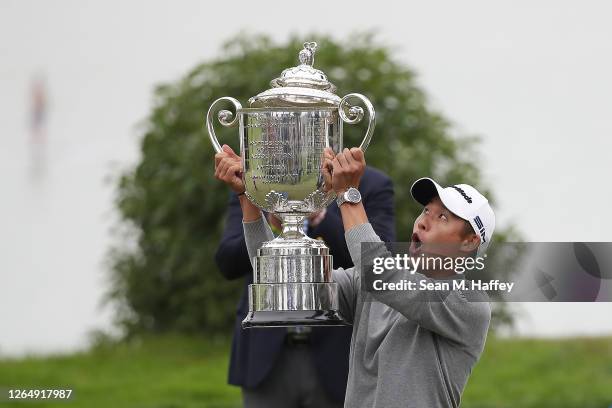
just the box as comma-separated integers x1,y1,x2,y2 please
410,232,423,255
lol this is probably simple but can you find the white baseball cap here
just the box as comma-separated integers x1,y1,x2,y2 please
410,177,496,256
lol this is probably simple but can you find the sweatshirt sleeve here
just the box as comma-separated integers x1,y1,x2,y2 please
242,216,275,268
344,223,491,348
214,193,253,280
331,266,359,324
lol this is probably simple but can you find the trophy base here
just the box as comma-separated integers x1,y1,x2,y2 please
244,282,349,328
242,310,348,328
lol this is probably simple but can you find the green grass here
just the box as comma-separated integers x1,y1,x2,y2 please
462,336,612,408
0,335,611,408
0,334,240,408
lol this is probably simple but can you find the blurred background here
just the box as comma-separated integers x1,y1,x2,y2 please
1,0,611,407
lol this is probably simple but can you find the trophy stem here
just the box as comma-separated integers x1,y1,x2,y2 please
277,214,310,241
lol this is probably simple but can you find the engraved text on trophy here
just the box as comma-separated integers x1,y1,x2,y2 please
246,112,329,185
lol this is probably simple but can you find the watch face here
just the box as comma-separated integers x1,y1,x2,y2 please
347,188,361,203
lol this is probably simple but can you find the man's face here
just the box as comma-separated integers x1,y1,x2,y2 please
410,195,477,258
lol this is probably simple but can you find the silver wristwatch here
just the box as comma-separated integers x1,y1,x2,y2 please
336,187,362,207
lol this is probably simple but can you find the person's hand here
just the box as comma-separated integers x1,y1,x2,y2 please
329,148,365,194
321,147,335,192
214,144,245,194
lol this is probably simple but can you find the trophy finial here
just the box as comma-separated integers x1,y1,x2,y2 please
254,40,338,106
298,41,317,66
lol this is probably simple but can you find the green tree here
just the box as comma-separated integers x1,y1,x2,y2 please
108,33,519,336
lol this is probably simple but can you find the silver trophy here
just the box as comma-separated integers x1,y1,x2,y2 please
206,41,375,328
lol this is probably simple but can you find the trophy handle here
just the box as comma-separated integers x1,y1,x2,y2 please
339,93,376,152
206,97,242,153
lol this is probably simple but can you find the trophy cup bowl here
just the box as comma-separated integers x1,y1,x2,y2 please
206,42,375,328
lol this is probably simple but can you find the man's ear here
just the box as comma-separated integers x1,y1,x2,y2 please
460,233,480,253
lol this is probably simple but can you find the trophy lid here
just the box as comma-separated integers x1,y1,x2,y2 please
248,42,341,107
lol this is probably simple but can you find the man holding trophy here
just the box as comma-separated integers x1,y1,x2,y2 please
214,145,493,407
209,42,492,407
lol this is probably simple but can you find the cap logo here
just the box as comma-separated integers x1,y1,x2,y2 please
474,215,486,243
452,185,472,203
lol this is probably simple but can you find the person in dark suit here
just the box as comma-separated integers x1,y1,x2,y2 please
215,153,395,407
